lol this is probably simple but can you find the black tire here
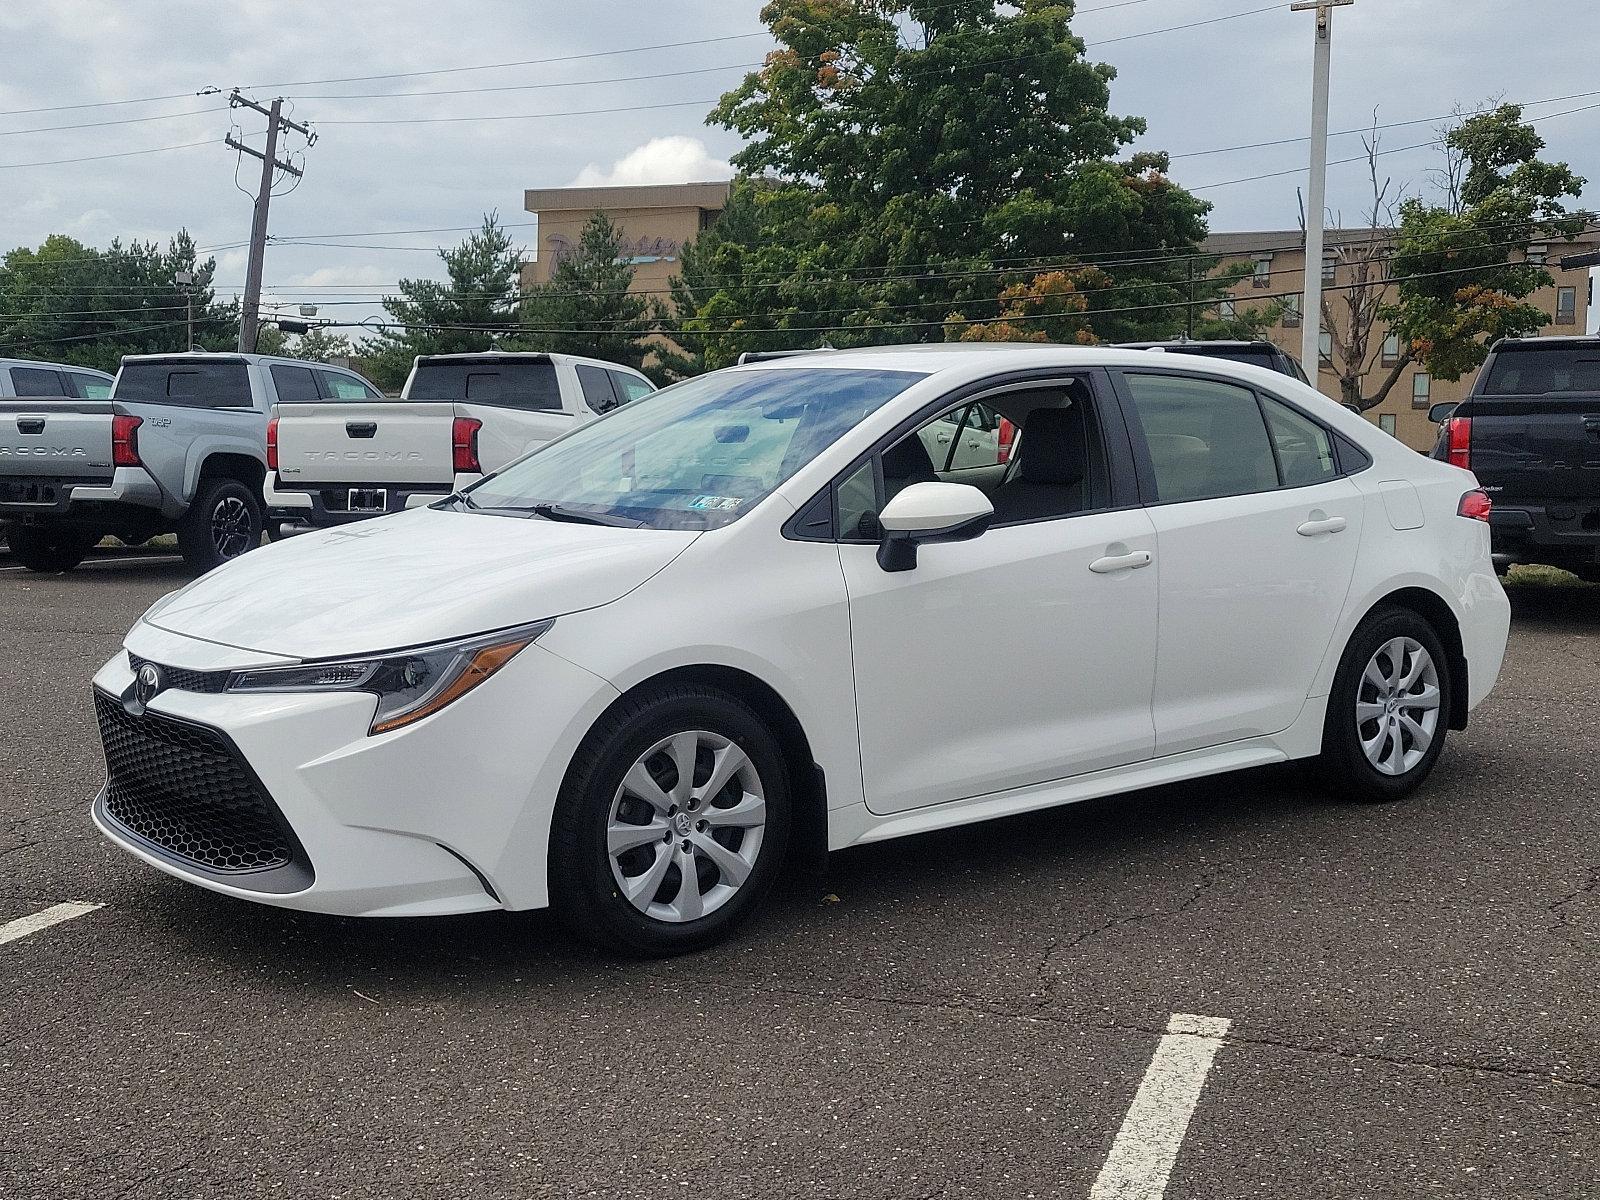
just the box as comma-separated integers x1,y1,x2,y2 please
549,685,792,956
6,524,99,573
177,478,263,572
1316,605,1453,803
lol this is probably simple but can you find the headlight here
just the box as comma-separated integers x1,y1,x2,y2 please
226,619,553,735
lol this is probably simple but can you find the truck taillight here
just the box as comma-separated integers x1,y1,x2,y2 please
997,417,1016,464
111,414,142,467
1458,489,1492,522
452,416,482,473
1444,416,1472,469
265,416,279,471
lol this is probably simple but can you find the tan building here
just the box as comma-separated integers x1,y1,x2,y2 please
521,181,732,299
1204,227,1598,450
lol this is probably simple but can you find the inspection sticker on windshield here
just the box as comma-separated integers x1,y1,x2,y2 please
688,495,742,511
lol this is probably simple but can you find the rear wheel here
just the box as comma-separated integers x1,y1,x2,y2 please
177,478,263,572
6,524,100,573
1316,606,1452,803
549,686,791,956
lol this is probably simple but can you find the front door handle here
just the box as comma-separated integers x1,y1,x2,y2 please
1089,550,1153,574
1297,516,1348,537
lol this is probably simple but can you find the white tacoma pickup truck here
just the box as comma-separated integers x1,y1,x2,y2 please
266,352,655,530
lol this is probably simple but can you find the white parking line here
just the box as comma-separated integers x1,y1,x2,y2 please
0,902,104,946
1090,1012,1232,1200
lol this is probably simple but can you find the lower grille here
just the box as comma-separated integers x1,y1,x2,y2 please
94,691,310,884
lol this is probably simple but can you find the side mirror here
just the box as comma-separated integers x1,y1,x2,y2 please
1428,402,1457,424
876,482,994,572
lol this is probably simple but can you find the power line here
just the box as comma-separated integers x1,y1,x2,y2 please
318,97,721,127
0,138,216,170
0,105,229,139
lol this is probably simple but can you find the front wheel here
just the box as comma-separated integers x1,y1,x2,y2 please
1316,606,1453,803
6,524,100,573
549,686,791,956
177,479,263,572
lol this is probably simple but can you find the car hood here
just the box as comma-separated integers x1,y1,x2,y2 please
144,507,697,659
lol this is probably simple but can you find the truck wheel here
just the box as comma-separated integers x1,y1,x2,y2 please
178,478,263,572
7,524,100,573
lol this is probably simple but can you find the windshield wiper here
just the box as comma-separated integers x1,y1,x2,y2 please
523,501,645,529
439,490,480,511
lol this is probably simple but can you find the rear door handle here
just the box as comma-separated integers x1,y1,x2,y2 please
1297,516,1348,537
1089,550,1153,574
346,422,378,439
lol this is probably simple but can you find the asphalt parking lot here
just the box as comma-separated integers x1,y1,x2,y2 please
2,549,1597,1199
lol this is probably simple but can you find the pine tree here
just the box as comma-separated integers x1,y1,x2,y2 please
517,212,652,371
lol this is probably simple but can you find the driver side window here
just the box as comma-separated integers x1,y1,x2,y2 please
834,379,1110,541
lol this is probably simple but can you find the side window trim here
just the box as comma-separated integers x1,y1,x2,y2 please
783,367,1138,544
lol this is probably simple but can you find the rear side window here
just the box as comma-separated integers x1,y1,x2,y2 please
11,367,66,396
1481,345,1600,395
1261,395,1338,487
318,371,380,400
270,364,320,402
67,372,112,399
1124,373,1279,503
115,360,250,406
609,371,654,406
407,360,560,410
576,364,620,413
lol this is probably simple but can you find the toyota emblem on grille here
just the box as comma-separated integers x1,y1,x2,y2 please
127,662,166,714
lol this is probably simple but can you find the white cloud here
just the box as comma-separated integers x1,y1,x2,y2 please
570,137,733,189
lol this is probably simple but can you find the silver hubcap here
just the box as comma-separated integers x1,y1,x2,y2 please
606,730,767,924
211,495,255,559
1356,637,1441,776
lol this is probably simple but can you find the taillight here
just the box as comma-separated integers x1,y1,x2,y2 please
1458,489,1492,522
1445,416,1472,469
111,414,142,467
997,417,1016,464
452,416,482,473
265,416,279,472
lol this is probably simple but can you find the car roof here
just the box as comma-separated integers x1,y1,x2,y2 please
729,341,1292,380
1,357,114,378
1114,339,1282,351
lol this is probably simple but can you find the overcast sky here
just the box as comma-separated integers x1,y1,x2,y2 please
1,0,1593,333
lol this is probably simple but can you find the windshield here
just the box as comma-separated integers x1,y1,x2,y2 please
465,366,925,530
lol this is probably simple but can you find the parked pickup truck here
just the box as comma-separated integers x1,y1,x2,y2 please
0,357,114,400
1431,336,1600,581
266,351,654,529
0,351,383,573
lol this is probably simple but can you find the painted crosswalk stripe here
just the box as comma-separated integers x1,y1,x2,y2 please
1090,1012,1233,1200
0,902,104,946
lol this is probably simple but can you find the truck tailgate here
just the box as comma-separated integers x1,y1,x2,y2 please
1465,397,1600,502
0,400,115,482
274,402,456,487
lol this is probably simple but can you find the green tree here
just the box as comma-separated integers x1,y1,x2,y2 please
1386,104,1587,385
283,327,356,363
517,212,652,371
0,231,235,372
366,213,524,389
664,0,1232,358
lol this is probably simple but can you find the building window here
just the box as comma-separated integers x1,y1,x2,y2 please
1382,333,1401,365
1252,255,1272,288
1318,330,1333,362
1282,294,1301,328
1411,372,1431,409
1378,414,1398,437
1526,244,1548,267
1322,253,1337,283
1218,299,1236,321
1556,286,1577,326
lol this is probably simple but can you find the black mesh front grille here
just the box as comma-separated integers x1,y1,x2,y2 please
94,691,310,881
126,653,230,695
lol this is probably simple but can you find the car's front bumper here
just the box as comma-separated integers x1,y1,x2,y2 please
91,624,620,916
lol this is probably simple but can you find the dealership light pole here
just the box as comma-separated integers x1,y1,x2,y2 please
1292,0,1352,375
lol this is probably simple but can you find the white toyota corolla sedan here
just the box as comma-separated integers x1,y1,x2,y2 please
91,345,1510,954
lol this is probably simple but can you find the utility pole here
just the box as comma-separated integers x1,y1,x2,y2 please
173,270,195,351
1291,0,1352,377
226,91,313,353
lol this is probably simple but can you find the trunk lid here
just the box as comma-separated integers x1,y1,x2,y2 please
0,400,115,481
274,401,459,487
